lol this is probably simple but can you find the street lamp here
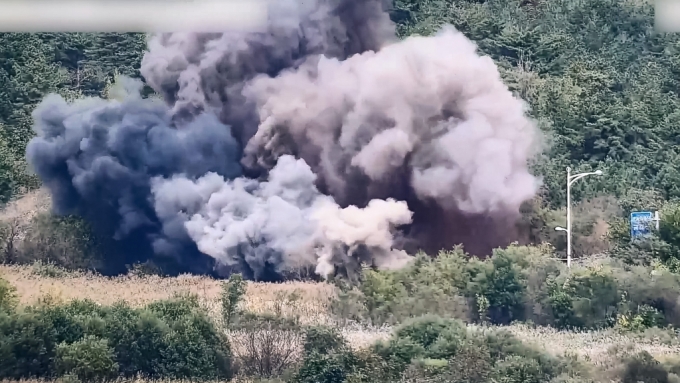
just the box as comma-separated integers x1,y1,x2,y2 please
554,167,603,269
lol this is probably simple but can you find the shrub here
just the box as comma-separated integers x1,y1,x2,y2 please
293,327,356,383
558,265,619,329
0,295,233,381
160,310,233,380
17,214,102,270
443,339,493,383
372,336,426,379
104,302,233,380
293,351,352,383
221,273,246,327
470,251,527,325
0,275,17,313
0,310,58,379
31,260,69,278
146,292,202,322
303,325,346,355
394,315,463,350
616,265,680,327
621,351,669,383
494,355,550,383
230,319,303,378
427,323,469,360
547,278,577,329
40,300,107,344
54,335,118,382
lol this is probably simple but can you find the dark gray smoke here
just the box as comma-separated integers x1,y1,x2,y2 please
26,78,242,274
26,0,541,279
140,0,395,148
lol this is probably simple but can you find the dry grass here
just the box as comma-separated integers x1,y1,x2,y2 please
0,263,334,324
502,323,680,364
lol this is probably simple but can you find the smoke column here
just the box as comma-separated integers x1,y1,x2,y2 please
26,0,541,280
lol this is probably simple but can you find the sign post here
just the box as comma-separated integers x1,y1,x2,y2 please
631,211,654,240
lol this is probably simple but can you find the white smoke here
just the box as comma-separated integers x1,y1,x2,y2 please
151,155,413,278
243,26,541,214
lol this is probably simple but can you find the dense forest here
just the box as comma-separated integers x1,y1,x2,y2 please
2,0,678,207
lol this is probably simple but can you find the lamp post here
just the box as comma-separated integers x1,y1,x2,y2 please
554,167,603,269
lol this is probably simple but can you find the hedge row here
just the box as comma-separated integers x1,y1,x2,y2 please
0,290,232,381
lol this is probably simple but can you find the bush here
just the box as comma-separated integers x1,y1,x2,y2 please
303,325,346,355
621,351,669,383
292,325,361,383
221,273,246,327
467,250,527,324
394,315,464,350
0,310,58,379
0,295,233,381
494,355,549,383
0,275,17,313
16,214,102,271
230,318,303,378
55,335,118,382
293,351,352,383
293,315,576,383
332,242,680,331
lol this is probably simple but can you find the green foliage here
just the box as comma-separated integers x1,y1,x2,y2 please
31,261,69,278
334,243,680,331
0,294,233,381
0,310,58,378
0,32,147,202
495,355,549,383
293,326,355,383
0,133,21,204
221,273,247,327
394,315,464,350
293,351,351,383
468,250,527,324
303,325,346,355
340,315,571,383
54,335,118,382
0,275,17,313
560,265,619,329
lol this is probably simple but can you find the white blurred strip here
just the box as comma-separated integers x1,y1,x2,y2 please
656,0,680,32
0,0,268,32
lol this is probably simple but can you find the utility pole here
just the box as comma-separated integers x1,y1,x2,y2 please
653,211,661,231
555,167,603,268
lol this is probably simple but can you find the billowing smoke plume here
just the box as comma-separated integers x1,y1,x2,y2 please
151,155,412,279
26,0,541,279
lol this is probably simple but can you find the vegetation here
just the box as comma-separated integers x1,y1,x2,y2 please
2,0,680,381
2,268,680,383
332,244,680,331
0,276,233,381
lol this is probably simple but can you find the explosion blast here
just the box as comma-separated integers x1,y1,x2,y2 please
26,0,541,280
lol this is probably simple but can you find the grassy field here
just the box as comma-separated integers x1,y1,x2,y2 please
3,262,680,370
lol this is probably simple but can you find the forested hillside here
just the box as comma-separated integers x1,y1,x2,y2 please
0,33,147,203
393,0,680,206
1,0,678,209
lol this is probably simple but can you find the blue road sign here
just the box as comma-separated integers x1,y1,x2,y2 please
631,211,654,239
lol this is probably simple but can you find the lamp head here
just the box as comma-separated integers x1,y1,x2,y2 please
555,226,567,232
594,170,603,176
